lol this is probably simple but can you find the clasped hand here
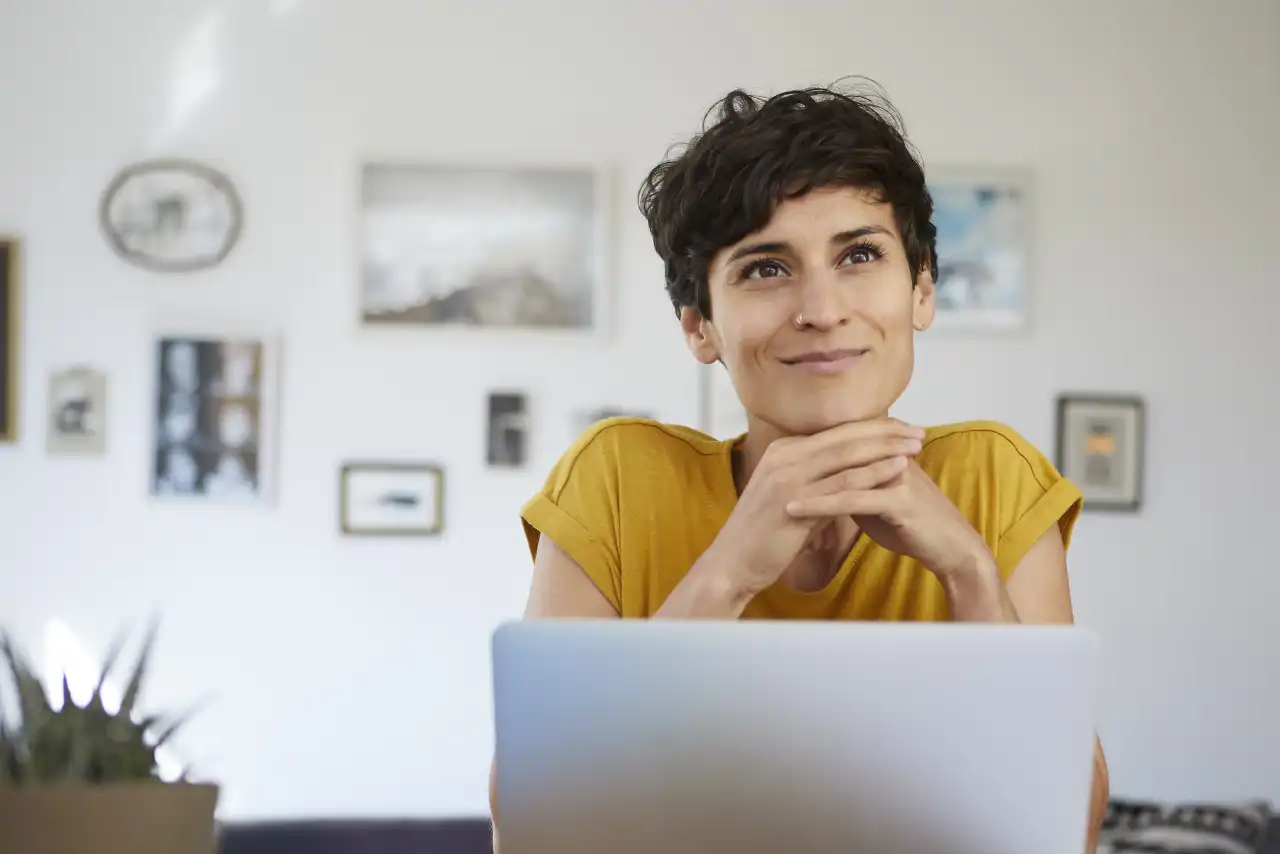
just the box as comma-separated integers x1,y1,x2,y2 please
712,419,990,597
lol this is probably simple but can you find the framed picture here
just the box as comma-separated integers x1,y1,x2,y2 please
699,364,748,440
99,159,243,273
339,462,444,537
927,168,1032,330
486,391,528,467
1055,394,1145,512
359,161,610,334
150,331,278,503
47,367,107,455
0,239,17,443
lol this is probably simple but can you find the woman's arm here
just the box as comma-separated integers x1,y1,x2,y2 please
1002,526,1111,854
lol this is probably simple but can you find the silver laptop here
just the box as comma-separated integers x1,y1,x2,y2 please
492,619,1100,854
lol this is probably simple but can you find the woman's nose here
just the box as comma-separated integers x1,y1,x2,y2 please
793,272,850,330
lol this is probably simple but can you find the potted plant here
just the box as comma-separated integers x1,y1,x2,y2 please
0,620,219,854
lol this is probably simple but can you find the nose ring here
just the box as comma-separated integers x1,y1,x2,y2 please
795,312,805,327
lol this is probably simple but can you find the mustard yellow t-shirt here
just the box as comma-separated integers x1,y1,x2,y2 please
519,419,1083,621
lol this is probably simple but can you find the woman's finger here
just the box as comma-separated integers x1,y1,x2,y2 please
810,455,908,495
785,487,894,519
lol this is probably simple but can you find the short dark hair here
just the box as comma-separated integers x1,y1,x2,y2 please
638,79,938,319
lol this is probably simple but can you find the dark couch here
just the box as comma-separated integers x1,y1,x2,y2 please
218,819,494,854
219,815,1280,853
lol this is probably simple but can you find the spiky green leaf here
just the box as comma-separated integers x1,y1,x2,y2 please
0,619,199,787
118,615,160,722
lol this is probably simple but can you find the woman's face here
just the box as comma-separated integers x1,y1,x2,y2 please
683,185,935,437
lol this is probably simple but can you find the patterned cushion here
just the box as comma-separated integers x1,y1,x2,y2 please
1098,800,1273,854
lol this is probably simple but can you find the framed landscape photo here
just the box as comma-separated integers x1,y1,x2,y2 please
149,330,278,503
359,161,610,334
1055,394,1145,512
927,167,1032,331
1,239,18,443
339,462,444,537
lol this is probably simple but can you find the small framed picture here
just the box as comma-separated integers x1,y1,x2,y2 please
150,330,279,503
486,391,528,467
47,367,108,455
927,167,1032,331
1,238,19,443
340,462,444,537
99,159,244,273
1056,394,1145,512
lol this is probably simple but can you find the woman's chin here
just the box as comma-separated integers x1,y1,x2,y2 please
773,404,888,436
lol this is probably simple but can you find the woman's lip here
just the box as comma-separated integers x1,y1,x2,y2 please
781,349,868,374
783,348,868,363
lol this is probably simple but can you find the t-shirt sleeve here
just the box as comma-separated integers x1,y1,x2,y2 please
519,425,625,611
927,422,1083,582
986,425,1083,580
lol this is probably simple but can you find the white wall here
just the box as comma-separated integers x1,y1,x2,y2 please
1,0,1277,820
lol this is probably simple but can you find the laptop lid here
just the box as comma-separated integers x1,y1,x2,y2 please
492,619,1099,854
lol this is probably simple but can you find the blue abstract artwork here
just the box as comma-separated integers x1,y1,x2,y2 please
928,170,1030,330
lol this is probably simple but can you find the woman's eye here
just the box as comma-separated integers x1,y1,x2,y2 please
746,260,785,279
844,246,877,264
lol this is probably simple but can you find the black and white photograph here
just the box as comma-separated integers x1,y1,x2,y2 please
928,168,1031,330
487,391,528,467
151,334,274,502
340,462,444,537
47,367,107,455
1056,394,1145,512
699,364,748,440
99,159,243,272
360,162,606,332
0,238,16,443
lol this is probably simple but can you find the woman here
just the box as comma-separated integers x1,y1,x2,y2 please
492,81,1109,851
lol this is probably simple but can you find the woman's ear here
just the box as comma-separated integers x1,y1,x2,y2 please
911,264,937,332
680,306,721,365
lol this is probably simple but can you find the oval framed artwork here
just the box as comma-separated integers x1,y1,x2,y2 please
99,159,243,272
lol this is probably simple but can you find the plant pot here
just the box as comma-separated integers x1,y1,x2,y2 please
0,781,219,854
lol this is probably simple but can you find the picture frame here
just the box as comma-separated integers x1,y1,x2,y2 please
1055,394,1145,512
358,159,613,336
47,366,108,455
148,327,280,504
486,391,528,468
699,363,748,440
99,159,244,273
339,462,445,537
926,167,1032,331
0,238,17,443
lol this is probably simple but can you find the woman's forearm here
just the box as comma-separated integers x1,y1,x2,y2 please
934,546,1020,623
654,548,755,619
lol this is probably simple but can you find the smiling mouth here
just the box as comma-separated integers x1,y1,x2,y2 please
779,348,868,375
781,348,869,365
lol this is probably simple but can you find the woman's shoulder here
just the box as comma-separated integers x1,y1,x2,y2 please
920,420,1055,477
917,419,1082,561
551,416,728,480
